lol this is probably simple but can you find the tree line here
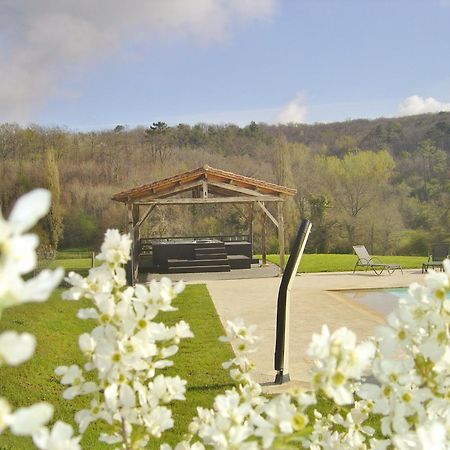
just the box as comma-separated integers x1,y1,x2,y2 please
0,112,449,257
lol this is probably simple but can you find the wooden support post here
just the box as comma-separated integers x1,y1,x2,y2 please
126,203,140,285
127,203,135,285
132,204,140,282
277,202,285,273
248,203,254,246
132,204,140,283
261,209,267,266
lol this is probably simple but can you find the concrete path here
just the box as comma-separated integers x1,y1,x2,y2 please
204,269,426,392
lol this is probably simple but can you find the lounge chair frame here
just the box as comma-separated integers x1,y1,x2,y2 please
422,243,449,273
352,245,403,276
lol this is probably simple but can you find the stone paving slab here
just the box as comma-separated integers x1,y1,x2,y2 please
143,263,280,283
204,269,426,391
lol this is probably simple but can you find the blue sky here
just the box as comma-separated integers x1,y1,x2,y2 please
2,0,450,129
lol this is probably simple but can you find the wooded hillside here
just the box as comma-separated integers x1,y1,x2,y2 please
1,112,449,256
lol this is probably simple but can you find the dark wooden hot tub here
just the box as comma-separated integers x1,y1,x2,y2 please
148,238,253,273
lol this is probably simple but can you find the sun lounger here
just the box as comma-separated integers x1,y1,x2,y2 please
422,243,449,273
353,245,403,275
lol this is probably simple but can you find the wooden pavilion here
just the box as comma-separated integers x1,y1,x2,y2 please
112,165,296,284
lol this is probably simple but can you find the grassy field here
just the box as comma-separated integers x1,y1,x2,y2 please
266,253,425,273
50,249,425,277
0,285,234,449
42,250,95,278
55,249,94,260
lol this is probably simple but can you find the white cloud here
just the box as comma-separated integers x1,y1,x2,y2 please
398,95,450,116
0,0,276,123
276,94,307,124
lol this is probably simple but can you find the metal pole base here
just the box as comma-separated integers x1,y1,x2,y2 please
274,371,290,384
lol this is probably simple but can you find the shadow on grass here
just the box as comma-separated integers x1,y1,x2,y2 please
187,382,236,393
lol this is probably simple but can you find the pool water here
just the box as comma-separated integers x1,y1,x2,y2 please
342,287,449,316
341,287,412,316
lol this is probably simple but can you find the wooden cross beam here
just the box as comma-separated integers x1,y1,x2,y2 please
133,204,157,231
256,201,279,228
136,196,282,205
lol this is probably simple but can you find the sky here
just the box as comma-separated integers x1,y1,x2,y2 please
1,0,450,130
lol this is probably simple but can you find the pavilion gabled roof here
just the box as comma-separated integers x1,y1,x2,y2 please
112,165,296,203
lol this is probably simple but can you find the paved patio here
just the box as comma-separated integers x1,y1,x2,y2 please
203,268,425,392
146,265,426,392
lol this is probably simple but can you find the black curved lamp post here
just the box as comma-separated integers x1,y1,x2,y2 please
274,219,312,384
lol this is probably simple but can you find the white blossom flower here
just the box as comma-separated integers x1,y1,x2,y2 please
376,311,414,356
63,266,116,302
425,270,449,294
174,320,194,340
0,189,64,310
78,333,96,354
147,375,187,405
307,324,332,359
0,189,49,276
61,272,89,301
75,398,112,433
76,307,98,320
214,390,251,424
55,364,98,400
33,421,81,450
96,229,132,265
0,398,12,433
417,421,447,450
103,382,136,412
220,318,259,346
99,432,122,445
0,331,36,366
7,189,51,234
142,405,174,437
393,420,447,450
9,402,53,435
56,229,194,448
254,394,297,447
20,268,64,302
289,386,316,406
308,325,375,405
119,334,158,370
333,407,374,447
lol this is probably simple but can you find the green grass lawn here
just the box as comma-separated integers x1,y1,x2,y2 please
56,249,94,260
266,253,425,273
48,258,93,271
51,250,425,276
0,285,234,449
42,250,94,278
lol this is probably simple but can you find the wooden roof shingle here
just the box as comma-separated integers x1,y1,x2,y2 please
112,165,296,203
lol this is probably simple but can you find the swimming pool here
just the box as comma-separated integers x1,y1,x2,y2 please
340,287,450,316
340,287,412,316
